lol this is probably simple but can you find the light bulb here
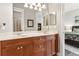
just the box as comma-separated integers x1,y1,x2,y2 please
24,3,28,8
32,3,36,5
52,12,56,15
29,5,33,9
34,7,38,10
39,8,42,11
37,3,41,7
42,4,46,9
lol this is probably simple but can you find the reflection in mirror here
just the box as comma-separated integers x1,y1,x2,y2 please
13,3,57,32
13,11,22,32
13,3,47,32
43,15,48,26
49,12,56,25
13,6,24,32
48,12,57,32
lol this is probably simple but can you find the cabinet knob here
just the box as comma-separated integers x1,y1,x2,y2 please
40,45,42,48
40,38,41,40
17,47,20,50
20,46,23,49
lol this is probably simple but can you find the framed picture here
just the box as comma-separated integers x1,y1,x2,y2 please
27,19,34,27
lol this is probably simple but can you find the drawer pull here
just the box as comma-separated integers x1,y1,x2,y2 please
40,38,41,40
20,46,23,49
40,45,42,48
17,47,20,50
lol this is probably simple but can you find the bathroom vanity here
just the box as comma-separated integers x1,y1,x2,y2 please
0,32,58,56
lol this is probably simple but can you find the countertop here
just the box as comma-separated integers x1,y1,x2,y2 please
0,31,58,41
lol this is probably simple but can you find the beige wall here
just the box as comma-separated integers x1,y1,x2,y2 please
24,8,37,31
0,3,13,32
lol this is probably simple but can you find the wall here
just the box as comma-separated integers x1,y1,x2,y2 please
64,8,79,26
13,3,37,31
0,3,13,32
24,8,37,31
64,3,79,13
47,3,59,31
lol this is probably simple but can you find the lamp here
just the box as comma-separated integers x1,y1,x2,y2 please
29,5,33,9
42,4,46,9
32,3,36,5
34,7,38,10
24,3,46,11
36,3,41,7
24,3,28,8
52,12,56,15
39,8,42,11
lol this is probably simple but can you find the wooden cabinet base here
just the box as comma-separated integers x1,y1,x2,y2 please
0,34,58,56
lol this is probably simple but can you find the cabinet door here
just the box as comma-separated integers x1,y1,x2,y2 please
55,34,58,54
23,44,33,56
46,39,52,56
33,37,46,56
51,34,58,55
33,43,46,56
2,45,18,56
0,42,1,56
51,36,56,55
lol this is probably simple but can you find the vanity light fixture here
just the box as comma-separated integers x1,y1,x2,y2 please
24,3,28,8
39,8,42,11
42,4,46,9
52,12,56,15
31,3,36,5
29,5,33,9
34,6,38,10
24,3,46,11
36,3,41,7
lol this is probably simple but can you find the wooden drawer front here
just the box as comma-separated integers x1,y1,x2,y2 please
17,39,33,45
1,38,33,48
0,42,1,55
46,35,55,40
33,37,45,44
23,44,33,56
1,45,18,56
33,43,45,52
33,43,46,56
1,40,18,48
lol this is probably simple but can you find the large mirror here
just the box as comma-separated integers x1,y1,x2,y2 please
13,3,57,32
0,3,57,33
13,3,45,32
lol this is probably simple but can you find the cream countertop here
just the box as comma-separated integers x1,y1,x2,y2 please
0,31,58,41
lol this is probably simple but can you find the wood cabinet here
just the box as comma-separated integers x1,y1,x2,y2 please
46,36,52,56
1,38,33,56
33,37,46,56
2,45,18,56
0,34,58,56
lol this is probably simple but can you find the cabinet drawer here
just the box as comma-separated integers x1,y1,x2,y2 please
33,37,45,44
33,43,45,52
1,38,33,48
46,35,55,40
1,40,18,48
17,38,33,45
